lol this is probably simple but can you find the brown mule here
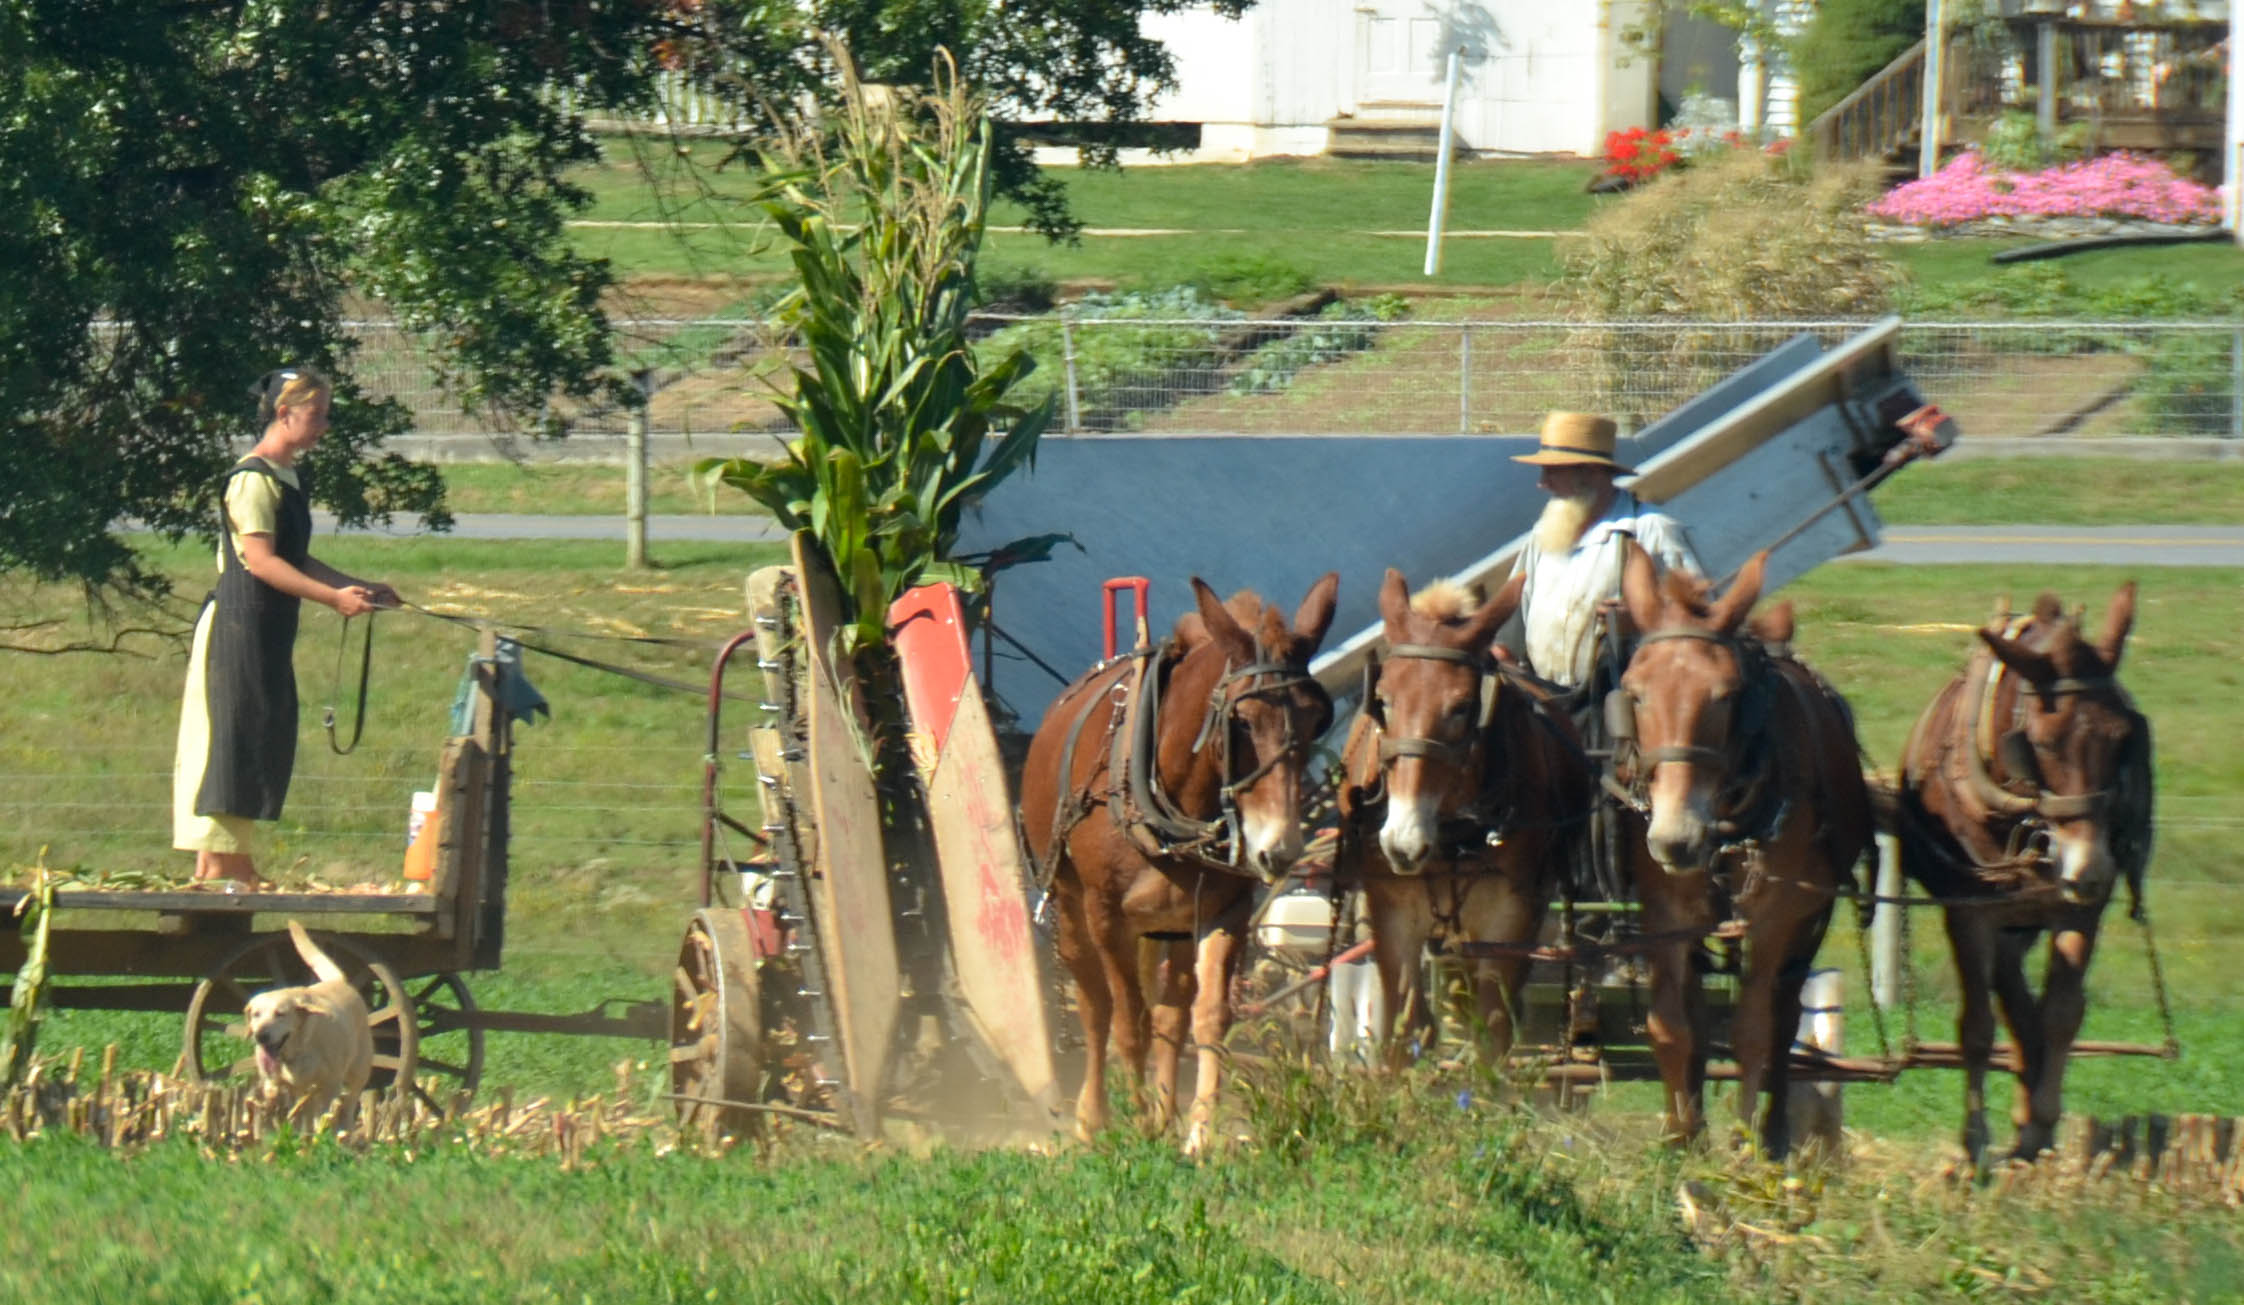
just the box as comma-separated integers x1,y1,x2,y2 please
1018,574,1339,1152
1894,585,2152,1169
1335,569,1593,1070
1614,543,1873,1155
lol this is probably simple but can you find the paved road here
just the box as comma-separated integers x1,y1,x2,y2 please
318,511,788,543
324,514,2244,567
1838,525,2244,569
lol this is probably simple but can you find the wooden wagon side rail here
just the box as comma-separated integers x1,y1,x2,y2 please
0,930,481,981
0,889,440,917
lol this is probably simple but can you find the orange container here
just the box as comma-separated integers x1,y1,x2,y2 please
402,790,441,882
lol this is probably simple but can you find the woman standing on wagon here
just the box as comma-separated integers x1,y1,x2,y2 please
173,366,398,889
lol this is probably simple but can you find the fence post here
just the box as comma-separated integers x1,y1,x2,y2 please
1458,324,1472,434
2231,326,2242,442
625,369,653,570
1060,319,1083,433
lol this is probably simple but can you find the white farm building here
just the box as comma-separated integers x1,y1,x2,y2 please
1077,0,1811,163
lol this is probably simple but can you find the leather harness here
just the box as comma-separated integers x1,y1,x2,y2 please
1033,639,1330,887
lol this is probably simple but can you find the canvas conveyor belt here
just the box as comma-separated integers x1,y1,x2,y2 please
741,573,855,1128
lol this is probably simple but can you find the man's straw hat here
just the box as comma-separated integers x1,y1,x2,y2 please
1511,411,1634,474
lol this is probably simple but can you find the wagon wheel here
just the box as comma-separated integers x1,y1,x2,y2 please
405,972,485,1112
183,931,419,1096
670,908,763,1138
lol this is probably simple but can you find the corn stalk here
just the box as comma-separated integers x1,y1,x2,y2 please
698,45,1055,653
2,854,56,1088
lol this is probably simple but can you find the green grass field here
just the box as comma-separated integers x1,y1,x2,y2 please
433,455,2244,527
7,542,2244,1300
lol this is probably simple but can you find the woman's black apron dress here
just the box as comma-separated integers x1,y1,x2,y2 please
194,457,312,822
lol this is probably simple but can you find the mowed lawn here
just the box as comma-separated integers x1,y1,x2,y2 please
566,141,2244,300
568,144,1596,290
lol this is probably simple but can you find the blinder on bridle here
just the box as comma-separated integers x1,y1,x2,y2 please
1366,641,1501,771
1990,673,2129,822
1196,658,1332,799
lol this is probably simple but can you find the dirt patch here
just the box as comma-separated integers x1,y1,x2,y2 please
605,276,777,321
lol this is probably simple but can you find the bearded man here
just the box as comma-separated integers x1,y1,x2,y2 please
1499,411,1701,689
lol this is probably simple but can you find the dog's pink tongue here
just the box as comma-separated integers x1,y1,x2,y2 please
256,1046,278,1078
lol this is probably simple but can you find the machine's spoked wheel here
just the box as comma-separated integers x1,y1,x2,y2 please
184,931,419,1096
670,908,764,1138
406,972,485,1112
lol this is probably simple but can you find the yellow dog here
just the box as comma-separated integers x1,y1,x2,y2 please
242,922,374,1129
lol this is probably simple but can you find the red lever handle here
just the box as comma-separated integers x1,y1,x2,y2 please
1102,576,1151,659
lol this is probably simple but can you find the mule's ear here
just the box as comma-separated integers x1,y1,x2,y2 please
1190,577,1253,659
1378,567,1410,633
1749,598,1795,646
1978,628,2057,684
1709,550,1768,635
1292,570,1340,654
2097,580,2137,669
1463,570,1526,649
1620,539,1663,633
2031,592,2063,624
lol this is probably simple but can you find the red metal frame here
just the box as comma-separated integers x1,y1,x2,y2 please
1102,576,1150,659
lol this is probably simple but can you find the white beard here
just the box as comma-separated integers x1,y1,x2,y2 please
1532,490,1599,555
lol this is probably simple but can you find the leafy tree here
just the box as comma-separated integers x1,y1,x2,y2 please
0,2,670,605
1792,0,1925,130
683,1,1252,238
3,1,1246,617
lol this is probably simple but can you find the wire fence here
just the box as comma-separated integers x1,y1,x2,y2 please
1,745,717,884
355,316,2244,450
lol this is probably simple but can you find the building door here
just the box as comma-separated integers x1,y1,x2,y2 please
1357,2,1448,106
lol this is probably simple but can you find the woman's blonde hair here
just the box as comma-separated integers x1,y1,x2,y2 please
253,364,331,425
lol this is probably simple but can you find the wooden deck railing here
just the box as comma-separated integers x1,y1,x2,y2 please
1805,38,1929,163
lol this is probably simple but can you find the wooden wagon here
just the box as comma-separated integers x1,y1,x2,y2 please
0,628,666,1109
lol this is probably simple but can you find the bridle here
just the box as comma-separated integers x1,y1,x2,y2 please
1610,626,1746,782
1970,661,2132,824
1112,645,1331,876
1605,625,1787,848
1197,658,1334,800
1366,642,1500,772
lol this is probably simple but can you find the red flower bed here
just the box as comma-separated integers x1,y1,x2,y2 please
1603,126,1682,183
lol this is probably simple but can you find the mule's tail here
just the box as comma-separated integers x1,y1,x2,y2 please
288,920,348,985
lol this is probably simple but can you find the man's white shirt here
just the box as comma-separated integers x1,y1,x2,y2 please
1512,492,1701,688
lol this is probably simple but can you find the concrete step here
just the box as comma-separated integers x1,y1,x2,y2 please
1326,117,1466,162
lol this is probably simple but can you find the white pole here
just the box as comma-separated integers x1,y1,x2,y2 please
1920,0,1946,179
1870,833,1903,1010
1425,49,1461,277
2227,4,2242,244
1740,37,1765,136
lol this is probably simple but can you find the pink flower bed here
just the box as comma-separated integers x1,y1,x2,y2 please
1865,150,2221,227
